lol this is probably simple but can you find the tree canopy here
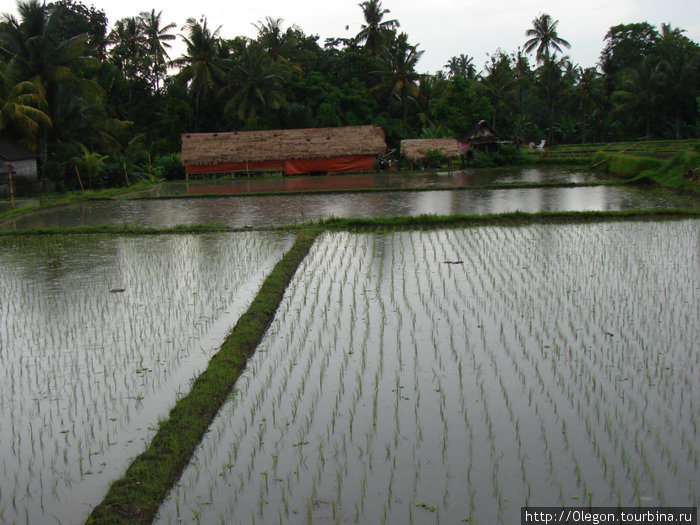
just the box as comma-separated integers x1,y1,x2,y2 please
0,1,698,189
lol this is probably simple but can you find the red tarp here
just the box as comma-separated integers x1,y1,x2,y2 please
282,155,375,175
185,155,375,175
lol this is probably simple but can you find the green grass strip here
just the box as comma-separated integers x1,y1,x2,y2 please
120,180,618,200
0,223,233,236
318,209,700,231
2,210,698,237
0,182,156,223
85,229,318,525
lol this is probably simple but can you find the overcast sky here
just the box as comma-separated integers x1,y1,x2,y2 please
7,0,700,73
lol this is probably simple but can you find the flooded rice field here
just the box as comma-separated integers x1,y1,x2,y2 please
133,167,605,196
0,232,294,524
156,221,699,524
2,185,698,230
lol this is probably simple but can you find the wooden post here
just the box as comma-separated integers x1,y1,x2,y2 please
4,164,14,209
122,159,130,187
75,165,85,192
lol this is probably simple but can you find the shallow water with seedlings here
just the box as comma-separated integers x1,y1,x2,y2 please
0,232,294,524
157,221,698,524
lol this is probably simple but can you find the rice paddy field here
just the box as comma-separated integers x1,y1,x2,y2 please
0,232,295,524
153,221,699,524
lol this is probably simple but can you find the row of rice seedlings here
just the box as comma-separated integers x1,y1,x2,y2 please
452,222,696,512
158,221,697,524
0,232,294,525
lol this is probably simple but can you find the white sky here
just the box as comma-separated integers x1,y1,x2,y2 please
7,0,700,73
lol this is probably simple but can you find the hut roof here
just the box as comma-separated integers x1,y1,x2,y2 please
458,120,501,144
181,125,386,166
0,138,37,162
400,138,461,161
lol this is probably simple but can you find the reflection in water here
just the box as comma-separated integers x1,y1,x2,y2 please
133,166,606,197
3,186,698,230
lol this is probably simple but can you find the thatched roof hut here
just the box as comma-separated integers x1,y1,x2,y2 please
181,125,386,176
400,138,461,161
458,120,508,149
0,138,38,181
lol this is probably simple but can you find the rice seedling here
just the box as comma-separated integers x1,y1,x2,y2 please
0,231,295,525
144,221,698,525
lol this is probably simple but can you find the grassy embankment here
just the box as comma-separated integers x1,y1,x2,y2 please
0,180,155,222
1,209,699,237
591,150,700,194
520,139,700,193
522,138,700,163
86,229,317,525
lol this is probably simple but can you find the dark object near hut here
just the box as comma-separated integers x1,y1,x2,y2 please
0,139,39,197
457,120,512,167
458,120,510,152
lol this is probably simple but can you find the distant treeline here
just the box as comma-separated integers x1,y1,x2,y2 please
1,0,698,189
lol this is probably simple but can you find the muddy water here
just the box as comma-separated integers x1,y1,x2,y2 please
2,185,698,230
0,232,294,524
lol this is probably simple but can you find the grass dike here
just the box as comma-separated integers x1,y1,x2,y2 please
591,150,700,194
85,229,318,525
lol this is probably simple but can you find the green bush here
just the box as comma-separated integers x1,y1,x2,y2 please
471,144,526,168
592,152,663,177
424,149,445,169
153,153,185,181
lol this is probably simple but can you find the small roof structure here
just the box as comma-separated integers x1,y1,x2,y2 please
400,138,461,161
458,120,504,146
181,125,386,168
0,138,38,163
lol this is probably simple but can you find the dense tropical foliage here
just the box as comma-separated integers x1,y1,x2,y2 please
1,0,698,189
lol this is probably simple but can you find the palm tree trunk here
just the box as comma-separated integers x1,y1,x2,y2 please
402,87,408,132
194,90,201,132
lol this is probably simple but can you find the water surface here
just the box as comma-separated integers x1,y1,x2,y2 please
132,166,605,196
3,186,697,230
0,232,294,524
157,223,699,524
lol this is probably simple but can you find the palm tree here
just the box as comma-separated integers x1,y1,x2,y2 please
373,32,423,130
139,10,176,91
524,13,570,65
225,43,289,126
0,0,95,168
575,67,602,143
254,17,287,62
658,23,699,139
478,55,515,130
614,56,667,138
0,0,93,85
355,0,399,56
534,57,568,143
0,64,51,146
174,17,227,131
107,17,146,81
444,54,476,79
